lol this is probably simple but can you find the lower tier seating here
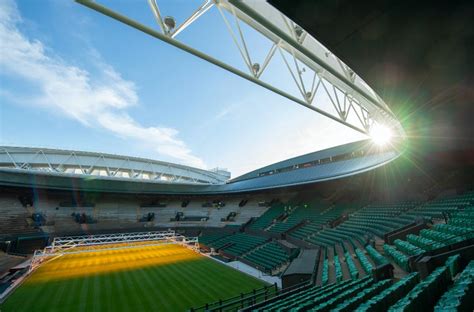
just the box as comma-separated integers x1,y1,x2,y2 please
257,276,374,311
321,257,329,286
253,255,471,311
356,272,420,311
242,241,292,273
345,251,359,280
388,264,452,311
201,233,267,257
384,244,410,271
198,232,230,245
365,245,389,266
383,213,473,272
356,248,374,274
434,260,474,311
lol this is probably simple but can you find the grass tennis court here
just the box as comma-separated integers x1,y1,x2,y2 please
1,244,267,312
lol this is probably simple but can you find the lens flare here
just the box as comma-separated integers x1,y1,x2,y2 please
370,124,393,146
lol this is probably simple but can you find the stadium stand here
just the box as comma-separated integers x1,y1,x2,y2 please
383,205,474,272
434,260,474,311
2,187,474,310
248,203,287,231
288,203,355,243
0,252,26,276
355,247,374,275
200,232,268,257
198,232,231,246
0,193,272,233
303,201,418,248
407,192,474,219
250,255,473,311
0,195,39,237
242,241,293,274
267,205,308,234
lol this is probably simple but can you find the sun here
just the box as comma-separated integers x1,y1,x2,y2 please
370,124,393,146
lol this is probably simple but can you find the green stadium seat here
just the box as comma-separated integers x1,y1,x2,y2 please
434,260,474,312
355,248,374,274
388,264,452,311
356,272,420,311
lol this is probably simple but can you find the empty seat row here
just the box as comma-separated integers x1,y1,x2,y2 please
334,254,343,283
433,224,473,239
388,263,451,311
345,251,359,280
272,277,372,311
383,244,410,271
249,204,286,230
355,248,374,274
356,272,420,311
198,232,230,245
394,239,424,256
332,279,392,311
405,234,445,251
258,280,350,311
321,258,329,286
306,277,375,311
419,229,464,245
434,260,474,311
242,241,291,272
365,245,389,266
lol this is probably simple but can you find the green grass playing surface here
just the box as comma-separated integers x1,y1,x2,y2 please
1,244,267,311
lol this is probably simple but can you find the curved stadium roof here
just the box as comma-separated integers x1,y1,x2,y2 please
0,141,401,195
0,1,407,195
0,146,230,185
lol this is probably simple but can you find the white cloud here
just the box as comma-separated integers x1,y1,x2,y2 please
0,0,205,168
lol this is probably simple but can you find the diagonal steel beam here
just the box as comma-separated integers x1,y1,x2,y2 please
75,0,370,135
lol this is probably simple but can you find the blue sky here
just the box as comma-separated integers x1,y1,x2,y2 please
0,0,365,177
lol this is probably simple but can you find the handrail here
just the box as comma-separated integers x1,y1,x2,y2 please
189,283,278,312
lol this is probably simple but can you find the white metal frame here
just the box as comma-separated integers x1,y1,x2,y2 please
30,230,199,271
75,0,405,137
0,146,230,184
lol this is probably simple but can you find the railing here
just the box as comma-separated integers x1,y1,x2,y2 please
189,283,278,312
239,280,312,312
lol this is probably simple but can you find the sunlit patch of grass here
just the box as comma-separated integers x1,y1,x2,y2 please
27,243,200,283
1,243,267,312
